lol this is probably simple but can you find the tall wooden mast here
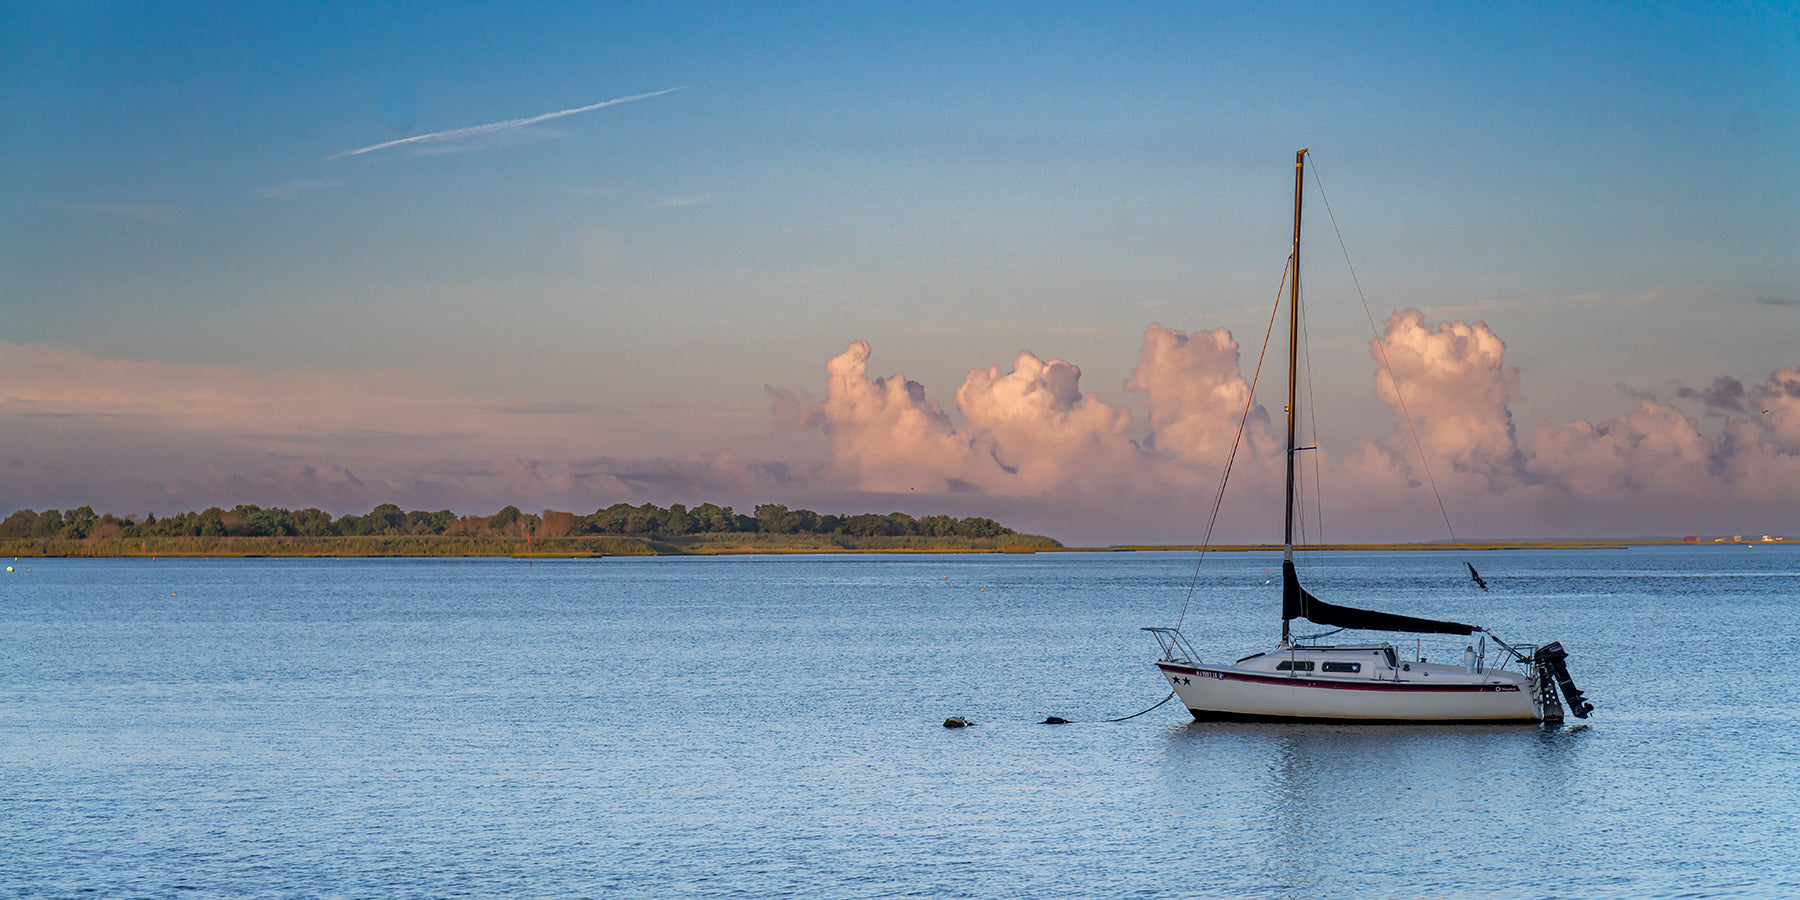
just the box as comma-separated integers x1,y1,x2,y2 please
1282,149,1306,645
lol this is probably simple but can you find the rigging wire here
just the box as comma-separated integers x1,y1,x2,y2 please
1298,279,1327,561
1303,291,1317,561
1307,157,1459,544
1174,253,1290,631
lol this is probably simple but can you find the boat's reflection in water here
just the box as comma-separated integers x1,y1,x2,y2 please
1156,721,1593,893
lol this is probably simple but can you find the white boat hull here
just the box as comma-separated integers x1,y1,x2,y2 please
1157,658,1548,723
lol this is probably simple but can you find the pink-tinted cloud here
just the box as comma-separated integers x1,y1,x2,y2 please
956,351,1136,492
0,340,533,447
0,341,796,516
777,327,1275,514
1528,401,1717,497
788,340,1155,497
1757,365,1800,452
803,340,991,492
775,314,1800,541
1125,323,1273,468
1371,309,1526,485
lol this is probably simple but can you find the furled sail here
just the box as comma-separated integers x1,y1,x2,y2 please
1281,561,1475,636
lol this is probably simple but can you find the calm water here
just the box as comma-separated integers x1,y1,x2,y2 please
3,547,1797,898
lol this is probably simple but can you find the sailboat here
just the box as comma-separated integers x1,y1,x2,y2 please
1144,150,1592,724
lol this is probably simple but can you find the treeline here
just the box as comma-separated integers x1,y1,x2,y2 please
0,502,1020,542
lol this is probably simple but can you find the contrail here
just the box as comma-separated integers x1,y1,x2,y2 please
329,86,685,160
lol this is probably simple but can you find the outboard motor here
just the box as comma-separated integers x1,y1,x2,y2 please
1533,641,1594,719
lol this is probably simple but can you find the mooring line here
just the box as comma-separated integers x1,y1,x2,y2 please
1103,689,1178,722
943,689,1180,728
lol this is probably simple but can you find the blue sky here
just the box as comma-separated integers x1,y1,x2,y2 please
3,1,1798,543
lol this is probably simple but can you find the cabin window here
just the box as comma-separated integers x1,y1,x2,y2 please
1321,662,1362,673
1275,660,1315,672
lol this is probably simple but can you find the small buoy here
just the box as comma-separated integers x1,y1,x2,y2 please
943,716,972,728
5,566,11,572
1042,716,1070,725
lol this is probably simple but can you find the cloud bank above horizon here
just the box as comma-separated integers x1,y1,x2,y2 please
767,312,1800,542
6,309,1798,545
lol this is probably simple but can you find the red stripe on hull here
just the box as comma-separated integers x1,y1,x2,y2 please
1158,662,1521,693
1185,709,1541,724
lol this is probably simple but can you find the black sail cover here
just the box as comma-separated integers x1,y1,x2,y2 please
1282,561,1475,636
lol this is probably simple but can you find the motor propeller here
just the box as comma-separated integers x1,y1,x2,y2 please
1533,641,1594,719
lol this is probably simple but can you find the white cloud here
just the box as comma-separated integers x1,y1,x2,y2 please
806,340,989,492
956,350,1137,492
1528,401,1718,498
1125,323,1272,467
1371,309,1525,485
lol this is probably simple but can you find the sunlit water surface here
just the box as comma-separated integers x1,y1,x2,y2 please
3,547,1797,898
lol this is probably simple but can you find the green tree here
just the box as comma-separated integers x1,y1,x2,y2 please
691,503,735,533
31,509,65,538
293,508,335,536
62,506,100,539
840,513,895,537
589,503,635,534
662,503,693,536
232,504,295,537
953,516,1007,538
756,503,796,535
360,503,406,535
624,503,665,534
0,509,37,539
405,509,456,535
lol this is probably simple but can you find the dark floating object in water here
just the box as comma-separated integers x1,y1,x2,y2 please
1042,716,1070,725
1466,562,1488,591
943,716,973,728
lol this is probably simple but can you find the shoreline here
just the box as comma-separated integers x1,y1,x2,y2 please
1,536,1783,559
0,533,1058,559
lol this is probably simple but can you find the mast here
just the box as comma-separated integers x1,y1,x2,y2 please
1282,149,1306,645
